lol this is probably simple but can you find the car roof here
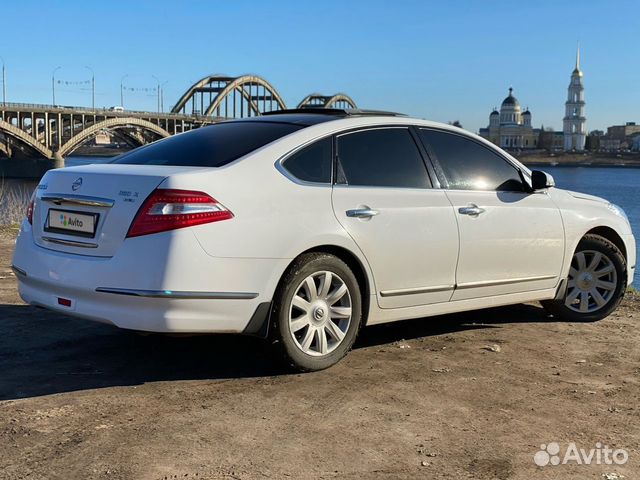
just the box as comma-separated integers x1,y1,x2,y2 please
228,108,405,127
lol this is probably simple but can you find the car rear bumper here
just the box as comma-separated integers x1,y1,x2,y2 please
11,222,289,333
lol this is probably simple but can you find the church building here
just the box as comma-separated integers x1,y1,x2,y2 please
479,88,540,149
479,47,587,152
563,47,587,151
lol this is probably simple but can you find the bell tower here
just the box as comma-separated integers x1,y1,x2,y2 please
563,46,586,151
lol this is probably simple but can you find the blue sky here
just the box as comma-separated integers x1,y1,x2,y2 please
1,0,637,132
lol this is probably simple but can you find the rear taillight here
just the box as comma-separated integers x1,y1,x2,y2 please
126,189,233,238
26,192,35,225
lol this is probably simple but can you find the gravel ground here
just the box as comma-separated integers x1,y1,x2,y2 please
0,226,638,479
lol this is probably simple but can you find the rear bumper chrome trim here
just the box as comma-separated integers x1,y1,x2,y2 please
41,194,115,208
41,236,99,248
95,287,259,300
11,265,27,277
380,285,454,297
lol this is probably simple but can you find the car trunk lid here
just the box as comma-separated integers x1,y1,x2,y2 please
32,164,205,257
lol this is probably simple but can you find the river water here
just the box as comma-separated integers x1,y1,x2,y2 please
1,157,639,287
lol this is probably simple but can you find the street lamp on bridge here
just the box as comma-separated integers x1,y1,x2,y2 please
51,66,61,106
160,80,168,113
152,76,168,113
84,66,95,110
120,74,129,109
0,56,6,105
152,75,161,113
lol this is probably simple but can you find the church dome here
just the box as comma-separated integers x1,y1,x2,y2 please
490,110,499,116
522,109,531,116
501,87,519,107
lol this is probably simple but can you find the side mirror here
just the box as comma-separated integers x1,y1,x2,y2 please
531,170,555,190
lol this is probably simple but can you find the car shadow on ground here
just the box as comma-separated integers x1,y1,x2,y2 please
0,302,553,400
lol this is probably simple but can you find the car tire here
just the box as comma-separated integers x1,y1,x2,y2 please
541,234,627,322
270,253,362,371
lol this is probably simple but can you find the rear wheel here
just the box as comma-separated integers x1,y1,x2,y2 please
542,234,627,322
270,253,362,371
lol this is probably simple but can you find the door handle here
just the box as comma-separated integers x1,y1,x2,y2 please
346,208,379,219
458,204,485,216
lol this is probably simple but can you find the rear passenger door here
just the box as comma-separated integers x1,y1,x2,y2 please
417,128,565,301
331,127,459,309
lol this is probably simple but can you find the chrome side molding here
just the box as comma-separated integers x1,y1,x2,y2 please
380,275,556,297
42,236,99,248
456,274,557,290
95,287,259,300
380,284,454,297
41,194,115,208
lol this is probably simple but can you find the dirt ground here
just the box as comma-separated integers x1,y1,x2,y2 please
0,226,638,480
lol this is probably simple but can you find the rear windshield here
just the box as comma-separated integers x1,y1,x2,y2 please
112,121,305,167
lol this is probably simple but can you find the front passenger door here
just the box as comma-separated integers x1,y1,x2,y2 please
418,128,565,301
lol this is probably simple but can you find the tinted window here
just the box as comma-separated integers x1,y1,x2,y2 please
336,128,430,188
112,121,304,167
419,129,525,191
282,137,332,183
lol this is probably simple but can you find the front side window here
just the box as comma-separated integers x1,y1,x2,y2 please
336,128,431,188
281,137,332,183
419,129,525,192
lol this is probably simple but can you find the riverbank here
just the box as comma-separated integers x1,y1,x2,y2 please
517,152,640,168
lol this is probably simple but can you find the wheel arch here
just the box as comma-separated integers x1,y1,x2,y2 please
244,243,375,338
291,244,373,326
584,226,627,260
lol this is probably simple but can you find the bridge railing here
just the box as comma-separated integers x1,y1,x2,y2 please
0,102,213,120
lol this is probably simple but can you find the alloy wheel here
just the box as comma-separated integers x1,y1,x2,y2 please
288,271,352,356
565,250,618,313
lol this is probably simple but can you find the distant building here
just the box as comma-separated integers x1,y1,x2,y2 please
586,130,604,151
479,87,540,149
563,47,587,151
601,122,640,151
538,126,564,151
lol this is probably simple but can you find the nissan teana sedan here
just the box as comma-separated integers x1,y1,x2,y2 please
12,109,636,371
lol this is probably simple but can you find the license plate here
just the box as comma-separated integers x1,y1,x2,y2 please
46,209,98,237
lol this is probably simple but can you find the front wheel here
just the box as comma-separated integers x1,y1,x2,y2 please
270,253,362,371
542,234,627,322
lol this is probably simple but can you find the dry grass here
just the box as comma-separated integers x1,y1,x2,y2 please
0,178,33,225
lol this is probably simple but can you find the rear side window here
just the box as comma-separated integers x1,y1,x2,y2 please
112,121,304,167
418,129,525,192
281,137,332,183
336,128,431,188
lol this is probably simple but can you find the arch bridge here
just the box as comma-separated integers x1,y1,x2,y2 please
172,75,288,117
297,93,357,110
0,103,214,163
173,74,357,117
0,74,357,166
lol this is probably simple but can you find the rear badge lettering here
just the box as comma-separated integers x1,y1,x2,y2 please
119,190,139,202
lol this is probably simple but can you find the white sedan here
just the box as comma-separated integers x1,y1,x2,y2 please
12,110,636,370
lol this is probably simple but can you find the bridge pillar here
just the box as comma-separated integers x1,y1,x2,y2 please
53,151,65,169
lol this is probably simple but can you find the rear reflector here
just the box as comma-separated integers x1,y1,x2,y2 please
57,297,72,307
126,189,233,238
26,192,35,225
